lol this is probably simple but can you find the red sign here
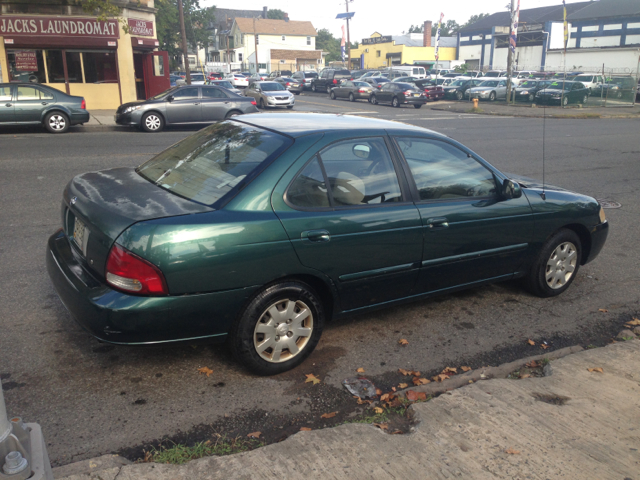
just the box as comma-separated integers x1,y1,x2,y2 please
14,50,38,71
0,16,119,38
128,19,154,37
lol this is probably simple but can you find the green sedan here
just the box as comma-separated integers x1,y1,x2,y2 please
0,83,89,133
47,114,608,375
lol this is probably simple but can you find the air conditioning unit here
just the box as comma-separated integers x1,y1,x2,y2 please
365,49,369,53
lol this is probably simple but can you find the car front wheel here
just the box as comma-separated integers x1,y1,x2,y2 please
44,111,69,133
456,91,463,100
349,93,355,102
141,112,164,133
326,86,332,94
524,229,581,298
230,281,325,375
582,95,588,105
392,97,400,107
370,95,378,105
562,96,569,106
330,91,336,99
259,98,266,109
489,91,496,101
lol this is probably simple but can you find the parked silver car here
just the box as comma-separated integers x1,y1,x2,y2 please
206,79,242,95
114,85,259,132
465,80,508,101
244,81,295,109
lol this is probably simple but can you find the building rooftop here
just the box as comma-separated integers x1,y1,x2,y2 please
392,34,457,48
234,18,317,36
568,0,640,20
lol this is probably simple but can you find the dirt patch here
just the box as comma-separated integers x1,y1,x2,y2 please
532,392,570,406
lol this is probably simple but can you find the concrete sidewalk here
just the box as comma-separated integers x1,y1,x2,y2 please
52,339,640,480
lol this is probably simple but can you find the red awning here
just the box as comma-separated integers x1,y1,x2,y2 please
3,36,117,49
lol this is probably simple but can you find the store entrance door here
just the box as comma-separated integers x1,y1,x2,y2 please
143,51,170,99
133,53,147,100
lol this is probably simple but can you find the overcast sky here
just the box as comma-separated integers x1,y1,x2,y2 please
202,0,588,41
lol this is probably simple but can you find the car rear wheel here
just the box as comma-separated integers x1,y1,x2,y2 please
392,97,400,107
326,86,332,94
413,104,422,109
562,96,569,106
230,281,325,375
259,98,266,109
311,84,317,92
456,91,463,100
224,110,241,119
330,91,336,99
349,93,355,102
44,111,70,134
524,229,581,298
489,91,496,101
582,95,588,105
370,95,378,105
141,112,164,133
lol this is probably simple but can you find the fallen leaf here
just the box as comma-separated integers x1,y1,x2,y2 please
587,367,604,373
398,383,408,389
356,368,365,373
356,398,371,405
625,318,640,326
525,361,540,368
527,339,536,346
416,392,428,401
442,367,458,374
321,411,338,419
300,427,312,431
305,374,321,385
391,387,397,392
519,374,531,379
398,368,420,376
247,431,261,438
197,367,213,377
373,423,388,430
505,448,520,455
391,430,403,435
380,393,390,402
599,308,608,313
540,344,549,350
376,388,383,396
398,339,409,346
388,398,403,408
406,390,419,401
432,374,449,382
460,366,472,372
374,407,384,414
413,377,431,386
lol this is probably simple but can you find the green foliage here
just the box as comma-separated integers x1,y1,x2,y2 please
267,9,286,20
460,13,490,30
156,0,216,57
454,64,468,73
149,437,262,464
408,24,423,34
76,0,129,32
316,28,357,63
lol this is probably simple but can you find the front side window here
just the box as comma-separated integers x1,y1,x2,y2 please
287,157,330,208
16,86,42,100
138,122,291,206
0,86,12,102
395,137,497,200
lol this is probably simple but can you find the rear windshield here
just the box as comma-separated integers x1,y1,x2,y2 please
137,122,291,206
484,72,501,77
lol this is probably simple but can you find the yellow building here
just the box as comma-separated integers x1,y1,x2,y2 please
0,0,168,110
352,27,458,70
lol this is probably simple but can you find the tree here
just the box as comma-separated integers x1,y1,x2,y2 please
440,20,461,36
316,28,341,62
460,13,490,30
155,0,215,58
76,0,129,31
407,24,423,34
267,9,286,20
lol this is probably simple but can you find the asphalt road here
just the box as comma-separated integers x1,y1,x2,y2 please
1,93,639,466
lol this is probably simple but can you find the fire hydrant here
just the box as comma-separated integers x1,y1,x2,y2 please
472,97,479,109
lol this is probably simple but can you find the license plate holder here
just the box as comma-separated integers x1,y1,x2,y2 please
73,217,87,255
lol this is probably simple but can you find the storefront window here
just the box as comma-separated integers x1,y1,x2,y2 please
6,50,46,84
153,55,165,76
83,52,118,83
46,50,66,83
65,52,83,83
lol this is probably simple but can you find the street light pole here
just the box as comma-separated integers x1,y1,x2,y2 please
254,17,259,74
506,0,516,103
345,0,352,69
177,0,192,85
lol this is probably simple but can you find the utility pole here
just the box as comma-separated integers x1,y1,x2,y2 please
177,0,191,85
506,0,516,103
227,34,231,74
345,0,352,69
253,17,259,74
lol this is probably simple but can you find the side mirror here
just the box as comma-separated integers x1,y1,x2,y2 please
167,95,174,102
502,179,522,199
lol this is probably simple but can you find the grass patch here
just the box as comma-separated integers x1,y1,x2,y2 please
146,436,263,465
466,107,484,114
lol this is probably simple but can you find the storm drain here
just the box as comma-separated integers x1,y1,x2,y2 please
597,199,622,209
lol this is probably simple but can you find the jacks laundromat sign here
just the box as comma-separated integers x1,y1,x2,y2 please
0,16,119,38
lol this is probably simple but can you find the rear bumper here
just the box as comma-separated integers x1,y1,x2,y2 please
585,220,609,264
46,229,257,345
70,111,90,125
403,97,428,105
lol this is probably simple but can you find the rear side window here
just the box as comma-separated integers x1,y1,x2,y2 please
202,87,227,98
137,122,292,206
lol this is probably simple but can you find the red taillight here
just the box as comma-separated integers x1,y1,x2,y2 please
286,82,291,86
358,89,366,93
106,244,168,296
81,99,86,109
250,99,257,105
333,79,338,84
404,91,412,95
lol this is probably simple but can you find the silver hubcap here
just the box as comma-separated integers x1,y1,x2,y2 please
253,299,313,363
545,242,577,289
145,115,161,130
49,115,66,130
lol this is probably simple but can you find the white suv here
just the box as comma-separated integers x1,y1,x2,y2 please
573,74,604,93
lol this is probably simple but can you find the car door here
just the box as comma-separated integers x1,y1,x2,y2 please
272,136,423,311
165,86,201,124
14,85,53,123
497,80,507,98
201,86,231,121
377,83,393,103
392,136,534,293
0,85,15,124
338,81,352,98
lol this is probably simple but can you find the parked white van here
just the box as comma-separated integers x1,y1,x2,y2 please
386,66,428,79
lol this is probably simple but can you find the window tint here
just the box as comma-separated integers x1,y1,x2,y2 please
172,87,199,99
202,87,227,98
16,86,41,100
319,138,402,206
0,86,12,102
395,137,497,200
287,157,330,208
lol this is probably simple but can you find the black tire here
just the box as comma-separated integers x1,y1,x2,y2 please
489,91,496,102
528,93,534,102
330,91,336,100
326,85,332,94
311,84,317,92
523,229,581,298
582,95,588,105
370,95,378,105
392,96,400,108
141,112,164,133
413,104,422,109
456,91,463,100
349,93,355,102
259,98,266,109
44,111,70,134
230,281,325,375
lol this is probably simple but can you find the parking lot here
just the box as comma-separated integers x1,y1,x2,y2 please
1,92,639,466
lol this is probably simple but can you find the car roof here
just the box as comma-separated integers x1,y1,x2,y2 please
234,113,433,138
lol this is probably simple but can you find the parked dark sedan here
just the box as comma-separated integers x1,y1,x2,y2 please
46,113,609,375
362,77,390,89
593,76,637,100
514,80,552,102
329,80,375,101
443,79,483,100
535,81,589,106
115,85,258,132
0,83,89,133
369,82,427,108
274,76,304,95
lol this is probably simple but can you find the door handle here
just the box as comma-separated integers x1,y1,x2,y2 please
302,230,331,243
42,102,48,105
224,101,230,104
5,103,11,107
194,103,200,105
426,217,449,229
